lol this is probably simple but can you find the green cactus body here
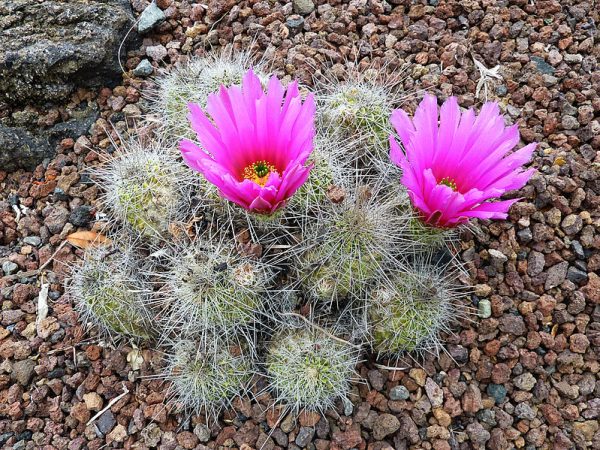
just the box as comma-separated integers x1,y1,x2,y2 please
165,245,271,338
151,54,270,140
169,339,253,416
115,160,179,236
407,215,452,250
72,252,153,341
266,327,357,411
288,149,335,213
370,297,439,353
302,206,382,302
323,83,391,154
368,272,450,355
162,66,246,139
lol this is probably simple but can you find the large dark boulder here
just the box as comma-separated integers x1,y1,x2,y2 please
0,125,52,172
0,104,99,171
0,0,136,105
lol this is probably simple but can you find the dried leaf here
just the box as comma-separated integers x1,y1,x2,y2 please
67,230,111,249
127,346,144,371
168,222,182,240
326,185,346,204
36,280,49,335
473,55,502,100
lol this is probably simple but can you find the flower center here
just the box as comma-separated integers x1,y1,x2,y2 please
242,160,278,187
438,177,457,191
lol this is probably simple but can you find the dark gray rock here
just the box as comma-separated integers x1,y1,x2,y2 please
286,15,305,33
567,266,588,284
23,236,41,246
0,125,52,172
193,424,210,443
531,56,555,75
1,104,98,171
2,261,18,275
69,205,94,227
11,359,36,386
487,384,507,404
545,261,569,290
390,385,410,401
0,433,14,447
96,410,116,435
137,1,165,34
45,206,70,234
133,59,153,77
293,0,315,16
515,403,536,420
0,0,137,105
295,427,315,447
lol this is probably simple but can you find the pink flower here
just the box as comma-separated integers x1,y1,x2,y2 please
390,94,536,228
180,69,316,215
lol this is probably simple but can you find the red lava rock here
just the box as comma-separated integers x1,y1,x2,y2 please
332,426,362,449
215,425,236,446
142,404,167,423
299,410,321,427
233,421,259,447
569,333,590,353
70,402,90,424
462,385,483,414
540,404,563,426
581,273,600,303
372,413,400,440
85,345,103,361
176,431,199,449
29,180,57,199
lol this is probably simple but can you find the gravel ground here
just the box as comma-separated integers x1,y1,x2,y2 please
1,0,599,449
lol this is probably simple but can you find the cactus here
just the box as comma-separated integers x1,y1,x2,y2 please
322,82,390,148
69,247,155,342
286,141,339,218
67,48,476,421
265,322,359,412
95,139,194,241
406,213,458,251
165,337,254,421
368,260,464,356
146,49,269,140
157,240,275,342
298,182,410,304
315,64,403,170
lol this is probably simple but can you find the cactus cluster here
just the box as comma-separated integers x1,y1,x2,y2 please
69,49,470,421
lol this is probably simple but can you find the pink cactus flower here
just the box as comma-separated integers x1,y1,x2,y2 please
390,94,536,228
180,69,316,215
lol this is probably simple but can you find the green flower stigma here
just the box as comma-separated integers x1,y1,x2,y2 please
253,161,271,178
439,177,457,191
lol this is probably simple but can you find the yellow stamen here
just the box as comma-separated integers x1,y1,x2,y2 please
439,177,457,191
242,160,278,187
